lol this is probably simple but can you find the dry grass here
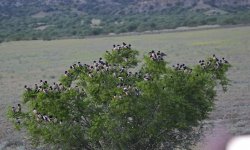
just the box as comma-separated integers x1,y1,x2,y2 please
0,26,250,149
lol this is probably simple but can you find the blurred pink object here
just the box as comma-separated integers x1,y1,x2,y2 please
203,123,231,150
226,135,250,150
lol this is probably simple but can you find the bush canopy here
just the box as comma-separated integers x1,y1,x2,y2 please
8,43,231,149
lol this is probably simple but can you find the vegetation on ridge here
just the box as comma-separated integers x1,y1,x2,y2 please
1,0,250,42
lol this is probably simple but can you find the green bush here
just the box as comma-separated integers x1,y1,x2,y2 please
8,44,231,149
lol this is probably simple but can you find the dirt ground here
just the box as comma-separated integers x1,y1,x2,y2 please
0,26,250,149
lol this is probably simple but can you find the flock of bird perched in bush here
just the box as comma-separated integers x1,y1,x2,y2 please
6,41,233,150
9,42,228,134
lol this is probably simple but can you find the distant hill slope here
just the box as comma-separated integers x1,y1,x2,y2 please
0,0,250,42
1,0,250,16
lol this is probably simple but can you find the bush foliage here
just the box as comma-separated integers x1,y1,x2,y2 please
8,44,231,149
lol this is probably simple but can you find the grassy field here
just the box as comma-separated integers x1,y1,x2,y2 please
0,26,250,149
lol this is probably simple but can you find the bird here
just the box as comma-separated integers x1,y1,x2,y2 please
40,80,43,86
215,61,220,69
128,44,131,49
16,118,21,125
117,45,121,50
93,60,97,67
173,64,180,70
17,104,21,112
150,50,157,60
33,108,37,115
52,82,59,91
43,89,48,94
37,113,42,118
123,87,128,92
88,72,93,78
135,88,141,96
144,74,151,81
64,71,69,77
24,85,32,91
112,45,117,50
207,60,211,67
59,83,66,91
34,84,39,92
213,54,219,61
219,59,223,64
222,57,229,64
48,115,53,122
122,42,127,48
112,44,120,50
43,115,49,121
157,51,167,58
12,106,16,113
77,62,83,67
53,117,58,123
36,86,41,92
49,86,53,91
199,60,206,69
148,50,167,61
120,66,125,73
127,72,132,77
99,57,105,65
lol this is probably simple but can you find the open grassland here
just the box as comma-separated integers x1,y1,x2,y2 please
0,26,250,149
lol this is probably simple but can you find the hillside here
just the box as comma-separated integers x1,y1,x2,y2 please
1,0,250,15
0,0,250,42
